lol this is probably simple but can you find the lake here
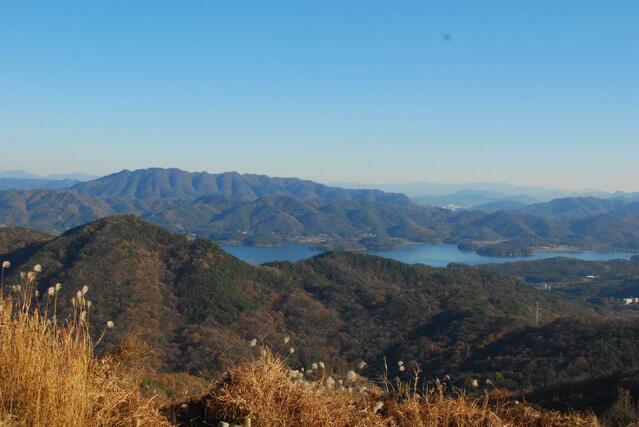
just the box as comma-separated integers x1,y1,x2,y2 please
221,243,636,267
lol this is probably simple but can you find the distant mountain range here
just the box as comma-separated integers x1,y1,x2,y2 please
412,190,538,211
0,170,98,181
0,177,81,191
333,181,582,199
1,168,639,253
520,196,639,219
335,181,639,210
0,170,99,191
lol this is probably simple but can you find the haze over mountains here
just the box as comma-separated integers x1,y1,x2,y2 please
0,170,99,191
1,167,639,254
335,180,637,209
0,170,97,181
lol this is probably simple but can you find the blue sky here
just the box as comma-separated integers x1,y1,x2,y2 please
1,1,637,191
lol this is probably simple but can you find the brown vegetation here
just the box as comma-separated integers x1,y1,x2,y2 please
170,348,599,427
0,260,604,426
0,265,169,427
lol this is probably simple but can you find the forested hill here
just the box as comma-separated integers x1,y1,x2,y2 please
0,227,50,255
5,215,636,395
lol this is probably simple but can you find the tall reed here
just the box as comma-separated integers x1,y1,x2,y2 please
0,263,169,427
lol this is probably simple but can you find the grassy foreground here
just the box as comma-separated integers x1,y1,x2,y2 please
0,265,170,427
0,264,599,426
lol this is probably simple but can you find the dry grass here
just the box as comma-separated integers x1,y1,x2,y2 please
174,348,600,427
0,265,170,427
197,349,381,426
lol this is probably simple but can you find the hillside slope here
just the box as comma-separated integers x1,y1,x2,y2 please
0,227,50,255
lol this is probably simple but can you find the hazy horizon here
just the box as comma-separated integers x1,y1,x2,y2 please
1,1,637,191
1,166,636,195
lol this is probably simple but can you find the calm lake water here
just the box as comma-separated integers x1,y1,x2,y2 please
221,243,636,267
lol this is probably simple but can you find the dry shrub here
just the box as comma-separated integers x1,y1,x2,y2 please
0,266,170,427
180,348,600,427
387,391,600,427
200,349,381,426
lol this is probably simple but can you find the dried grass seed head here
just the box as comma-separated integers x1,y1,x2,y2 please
324,376,335,388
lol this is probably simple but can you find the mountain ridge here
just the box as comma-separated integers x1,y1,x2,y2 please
71,168,413,206
1,168,639,253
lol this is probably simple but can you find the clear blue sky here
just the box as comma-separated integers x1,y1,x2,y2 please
1,1,637,191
